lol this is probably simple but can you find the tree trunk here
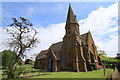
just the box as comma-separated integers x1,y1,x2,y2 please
7,58,19,79
7,72,14,79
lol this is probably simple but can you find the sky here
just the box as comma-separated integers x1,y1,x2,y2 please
0,2,118,60
1,2,115,27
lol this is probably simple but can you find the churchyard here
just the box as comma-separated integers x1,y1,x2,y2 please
1,64,113,79
1,2,118,80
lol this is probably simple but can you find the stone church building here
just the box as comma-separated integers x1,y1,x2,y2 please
34,5,101,72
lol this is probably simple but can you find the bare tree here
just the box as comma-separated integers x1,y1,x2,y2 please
4,17,39,79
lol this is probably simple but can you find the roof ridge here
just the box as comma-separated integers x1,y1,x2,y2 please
52,41,63,45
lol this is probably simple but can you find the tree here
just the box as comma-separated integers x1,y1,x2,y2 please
98,50,107,57
1,50,16,69
1,50,24,78
4,17,39,79
30,53,37,61
25,59,34,65
98,49,117,68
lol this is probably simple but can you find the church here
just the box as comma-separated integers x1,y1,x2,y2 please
34,4,101,72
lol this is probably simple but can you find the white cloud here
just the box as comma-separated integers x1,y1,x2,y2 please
0,2,118,59
79,2,118,57
0,27,10,51
33,2,118,57
27,23,65,56
26,7,35,17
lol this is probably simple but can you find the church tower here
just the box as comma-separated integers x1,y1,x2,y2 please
61,4,87,72
65,4,80,35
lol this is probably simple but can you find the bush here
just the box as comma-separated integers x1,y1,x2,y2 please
87,63,93,71
92,63,97,70
18,60,23,65
1,50,16,69
3,66,25,78
13,67,25,78
25,59,34,65
101,57,117,69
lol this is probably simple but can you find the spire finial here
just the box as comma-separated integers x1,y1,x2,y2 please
66,4,78,25
69,3,71,8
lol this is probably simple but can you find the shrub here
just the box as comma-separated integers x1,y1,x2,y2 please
13,67,25,78
25,59,34,65
3,66,25,78
101,56,117,69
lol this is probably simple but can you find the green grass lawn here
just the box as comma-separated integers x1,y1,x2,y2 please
4,69,113,80
2,64,113,80
30,69,113,78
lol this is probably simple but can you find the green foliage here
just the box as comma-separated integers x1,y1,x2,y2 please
1,50,25,78
14,66,25,78
0,52,2,66
3,65,25,78
1,50,23,67
25,59,34,65
2,65,47,79
101,56,117,69
97,49,117,69
98,50,107,57
102,57,117,63
1,50,16,69
18,60,23,65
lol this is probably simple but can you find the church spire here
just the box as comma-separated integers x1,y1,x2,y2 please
66,4,78,25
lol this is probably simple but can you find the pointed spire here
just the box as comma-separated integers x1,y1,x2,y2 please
66,4,78,25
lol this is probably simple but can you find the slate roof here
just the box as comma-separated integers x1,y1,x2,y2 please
36,41,63,60
49,41,63,60
49,41,63,52
81,32,88,42
36,50,48,60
